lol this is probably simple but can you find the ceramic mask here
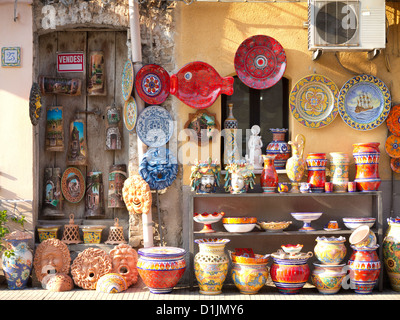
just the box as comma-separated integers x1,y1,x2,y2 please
109,243,139,287
122,173,152,214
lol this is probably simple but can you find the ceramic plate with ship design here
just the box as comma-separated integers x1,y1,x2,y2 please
122,59,134,102
337,74,391,131
289,74,339,129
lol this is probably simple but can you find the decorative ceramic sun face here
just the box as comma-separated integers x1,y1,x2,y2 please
109,243,139,287
122,173,152,214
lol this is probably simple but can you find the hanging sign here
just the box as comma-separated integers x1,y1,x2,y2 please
57,52,84,73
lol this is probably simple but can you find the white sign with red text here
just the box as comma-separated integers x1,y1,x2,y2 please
57,52,84,73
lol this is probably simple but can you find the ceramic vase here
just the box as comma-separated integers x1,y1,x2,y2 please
383,217,400,291
2,235,33,289
329,152,349,192
306,153,327,193
348,244,381,294
314,236,347,265
266,128,291,169
286,134,306,193
137,247,186,294
223,103,240,163
311,263,346,294
353,142,381,191
260,155,278,193
194,239,230,295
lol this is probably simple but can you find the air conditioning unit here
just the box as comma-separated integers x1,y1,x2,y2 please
308,0,386,55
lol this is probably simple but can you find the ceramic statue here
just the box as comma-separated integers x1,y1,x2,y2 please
85,171,105,218
87,51,106,95
311,263,346,294
42,167,63,217
285,134,306,193
45,106,64,152
245,125,263,170
266,128,290,169
260,154,278,193
306,153,327,193
109,243,139,287
190,158,221,194
224,160,255,194
353,142,381,191
39,75,82,96
122,171,152,215
314,236,347,265
108,164,127,208
383,217,400,291
329,152,349,192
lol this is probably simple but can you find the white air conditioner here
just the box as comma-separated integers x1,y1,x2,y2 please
308,0,386,54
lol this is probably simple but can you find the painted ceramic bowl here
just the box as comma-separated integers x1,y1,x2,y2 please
343,217,376,229
231,253,270,265
257,221,292,232
291,212,323,231
281,244,303,255
349,225,377,247
222,217,257,233
193,212,225,233
80,225,107,244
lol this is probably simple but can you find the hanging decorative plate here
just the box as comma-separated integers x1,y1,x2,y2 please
390,157,400,173
135,64,170,105
234,35,286,90
170,61,234,109
61,167,85,203
122,59,134,102
387,104,400,136
123,96,137,131
29,82,42,126
385,135,400,158
289,74,339,129
337,74,391,131
136,105,174,148
139,147,178,190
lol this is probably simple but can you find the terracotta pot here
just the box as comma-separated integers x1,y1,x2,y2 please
260,155,278,193
383,217,400,291
314,236,347,265
352,142,381,191
306,153,327,193
311,263,346,294
266,128,290,169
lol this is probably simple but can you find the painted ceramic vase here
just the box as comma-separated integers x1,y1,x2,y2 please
223,104,240,163
2,233,33,290
314,236,347,265
311,263,346,294
194,239,230,295
383,217,400,291
231,253,270,294
306,153,327,193
266,128,291,169
137,247,186,294
329,152,349,192
260,155,278,193
286,134,306,193
348,245,381,294
353,142,381,191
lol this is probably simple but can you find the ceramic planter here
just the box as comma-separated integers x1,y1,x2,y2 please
314,236,347,265
266,128,290,169
37,225,60,242
353,142,381,191
81,225,106,244
306,153,327,193
311,263,346,294
383,217,400,291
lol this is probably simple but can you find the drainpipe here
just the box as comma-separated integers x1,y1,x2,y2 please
129,0,154,248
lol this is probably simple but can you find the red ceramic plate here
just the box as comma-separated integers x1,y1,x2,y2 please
387,104,400,136
135,64,170,105
234,35,286,90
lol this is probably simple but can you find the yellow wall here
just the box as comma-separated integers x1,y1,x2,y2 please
175,1,400,185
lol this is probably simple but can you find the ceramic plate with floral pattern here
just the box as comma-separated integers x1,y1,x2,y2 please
391,157,400,173
385,135,400,158
61,167,85,203
123,96,137,132
387,104,400,136
122,59,134,102
135,64,170,105
289,74,339,129
337,74,391,131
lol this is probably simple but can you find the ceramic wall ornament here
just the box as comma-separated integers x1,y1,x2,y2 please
123,96,138,132
1,47,21,67
224,161,255,194
45,106,64,152
29,82,42,126
387,104,400,136
329,152,349,192
266,129,291,169
189,158,221,194
109,243,139,287
306,153,328,193
260,155,278,193
105,218,127,245
285,134,306,193
85,171,105,218
105,105,122,150
184,109,220,146
122,59,134,102
71,247,113,290
122,171,152,215
385,135,400,159
314,236,347,265
39,75,82,96
61,167,86,204
33,238,71,286
353,142,381,191
61,213,82,244
108,164,127,208
139,147,178,190
2,231,33,290
311,263,346,295
383,217,400,291
245,125,263,170
96,273,128,294
87,51,106,95
66,118,88,166
43,167,64,217
223,103,240,164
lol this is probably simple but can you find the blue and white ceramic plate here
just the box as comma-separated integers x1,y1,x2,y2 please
136,105,174,148
337,74,391,131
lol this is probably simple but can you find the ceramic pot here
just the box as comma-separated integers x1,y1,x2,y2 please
266,128,291,169
329,152,349,192
353,143,381,191
314,236,347,265
348,245,381,294
2,233,33,290
349,225,377,248
306,153,327,193
231,253,270,294
383,217,400,291
194,239,230,295
311,263,346,294
137,247,186,294
260,155,278,193
286,134,306,193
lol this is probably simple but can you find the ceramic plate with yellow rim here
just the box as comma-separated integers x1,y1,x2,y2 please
123,96,137,132
289,74,339,129
385,135,400,158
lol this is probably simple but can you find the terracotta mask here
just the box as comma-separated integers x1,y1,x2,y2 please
122,173,152,214
109,243,139,287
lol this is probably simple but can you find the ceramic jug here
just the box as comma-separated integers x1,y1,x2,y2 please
266,128,291,169
286,134,306,193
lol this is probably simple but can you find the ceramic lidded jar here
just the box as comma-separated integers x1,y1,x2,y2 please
352,142,381,191
286,134,306,193
306,153,328,193
260,155,278,193
383,217,400,291
266,128,291,169
329,152,349,192
314,236,347,265
311,263,346,294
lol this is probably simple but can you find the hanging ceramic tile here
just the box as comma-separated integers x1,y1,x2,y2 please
38,75,82,96
87,51,106,96
66,118,88,166
105,105,122,150
45,106,64,152
42,167,64,217
108,164,127,208
85,171,105,218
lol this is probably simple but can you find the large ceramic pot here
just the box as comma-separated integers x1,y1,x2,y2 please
311,263,346,294
306,153,327,193
2,231,33,289
137,246,186,294
266,128,290,169
383,217,400,291
194,238,230,295
348,244,381,294
260,155,278,193
270,251,312,294
353,142,381,191
286,134,306,193
329,152,349,192
314,236,347,265
230,253,270,294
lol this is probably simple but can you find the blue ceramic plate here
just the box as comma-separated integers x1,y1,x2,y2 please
337,74,391,131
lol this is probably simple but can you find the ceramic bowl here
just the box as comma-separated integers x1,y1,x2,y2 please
281,244,303,255
257,221,292,232
194,212,224,224
222,217,257,224
231,253,270,265
223,222,256,233
342,217,376,229
291,212,323,222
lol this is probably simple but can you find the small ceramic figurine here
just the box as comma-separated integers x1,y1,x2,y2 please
245,125,263,170
224,160,255,194
190,158,221,194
